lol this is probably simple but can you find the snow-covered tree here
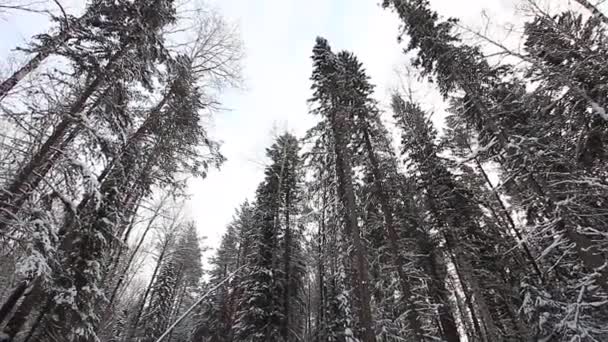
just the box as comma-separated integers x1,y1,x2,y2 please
233,133,304,342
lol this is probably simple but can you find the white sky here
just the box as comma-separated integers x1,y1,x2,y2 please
0,0,594,262
186,0,518,258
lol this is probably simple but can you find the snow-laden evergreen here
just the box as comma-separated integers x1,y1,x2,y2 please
1,1,607,341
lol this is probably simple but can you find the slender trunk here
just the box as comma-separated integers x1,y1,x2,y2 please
102,198,140,286
283,189,292,341
0,31,70,102
0,121,75,230
454,284,476,342
21,301,50,342
446,231,503,342
465,141,543,282
306,277,312,341
166,271,186,342
0,280,28,325
400,178,461,342
455,265,483,341
360,123,425,341
0,47,127,231
574,0,608,26
422,241,461,342
126,237,171,341
317,167,326,342
329,111,375,342
105,199,164,309
464,81,608,292
1,278,44,340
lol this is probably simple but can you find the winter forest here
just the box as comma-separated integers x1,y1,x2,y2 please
0,0,607,341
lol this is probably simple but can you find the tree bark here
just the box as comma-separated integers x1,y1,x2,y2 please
0,46,127,232
282,188,292,341
329,111,376,342
21,301,49,342
0,281,28,325
359,123,425,341
317,167,327,342
104,199,163,310
0,32,70,103
465,141,543,282
445,232,498,342
420,239,461,342
126,236,171,341
574,0,608,26
1,278,44,340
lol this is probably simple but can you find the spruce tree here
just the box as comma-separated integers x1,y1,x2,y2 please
0,0,178,232
309,37,376,342
392,93,531,341
339,51,428,341
140,222,203,342
383,0,608,339
303,126,358,342
233,133,303,342
196,202,256,342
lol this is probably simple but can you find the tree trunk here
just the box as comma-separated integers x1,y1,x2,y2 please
359,123,425,341
329,111,376,342
0,31,70,102
0,122,76,231
0,47,127,232
454,283,476,342
0,281,28,325
1,278,44,340
126,236,171,341
104,198,162,310
21,301,49,342
283,189,292,341
574,0,608,26
166,271,186,342
445,234,498,342
465,141,543,282
421,240,461,342
317,167,327,342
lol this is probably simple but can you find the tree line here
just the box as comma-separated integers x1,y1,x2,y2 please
0,0,241,341
1,0,608,342
199,0,608,341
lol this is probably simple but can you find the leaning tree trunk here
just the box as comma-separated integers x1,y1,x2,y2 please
0,47,128,232
445,231,498,342
464,80,608,293
464,140,543,282
104,196,164,311
125,232,173,341
0,31,70,102
0,278,45,341
359,123,425,341
316,164,328,342
0,281,28,326
15,87,171,339
37,123,163,340
574,0,608,26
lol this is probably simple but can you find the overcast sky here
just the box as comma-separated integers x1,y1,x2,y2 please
187,0,518,257
0,0,588,261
